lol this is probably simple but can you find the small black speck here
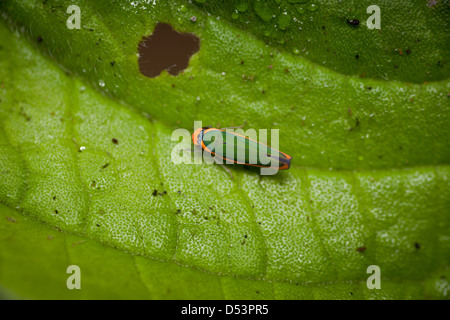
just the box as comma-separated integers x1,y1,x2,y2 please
152,189,158,196
394,65,399,69
112,138,119,145
355,54,359,59
240,60,244,65
175,210,181,214
356,246,366,252
367,86,372,90
54,210,59,214
96,224,101,227
52,196,56,201
414,242,421,249
256,291,260,294
347,19,360,26
101,163,109,169
37,36,43,43
110,61,115,66
405,48,411,55
244,234,247,238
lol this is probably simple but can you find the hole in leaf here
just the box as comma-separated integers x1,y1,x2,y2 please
138,23,200,78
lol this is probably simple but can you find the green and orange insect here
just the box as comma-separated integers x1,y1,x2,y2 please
192,127,292,170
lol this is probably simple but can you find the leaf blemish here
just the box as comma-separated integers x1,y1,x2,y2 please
138,23,200,78
6,216,16,223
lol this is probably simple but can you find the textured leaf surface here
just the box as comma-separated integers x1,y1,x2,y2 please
0,0,449,299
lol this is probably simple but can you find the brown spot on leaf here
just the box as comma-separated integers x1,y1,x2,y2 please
138,23,200,78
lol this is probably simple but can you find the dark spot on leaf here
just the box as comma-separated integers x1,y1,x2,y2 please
406,48,411,55
349,117,360,131
54,210,59,214
347,19,359,26
96,224,101,227
355,54,359,59
101,163,109,169
6,216,16,223
138,23,200,78
112,138,119,145
152,189,158,196
110,61,115,66
356,246,366,252
175,210,181,214
37,36,43,43
414,242,421,249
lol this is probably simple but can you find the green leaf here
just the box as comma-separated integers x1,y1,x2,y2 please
0,0,449,299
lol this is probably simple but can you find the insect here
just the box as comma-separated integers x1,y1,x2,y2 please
192,126,292,170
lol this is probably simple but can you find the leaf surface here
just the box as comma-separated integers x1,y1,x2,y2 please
0,0,448,299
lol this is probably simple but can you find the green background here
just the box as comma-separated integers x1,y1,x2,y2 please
0,0,448,299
